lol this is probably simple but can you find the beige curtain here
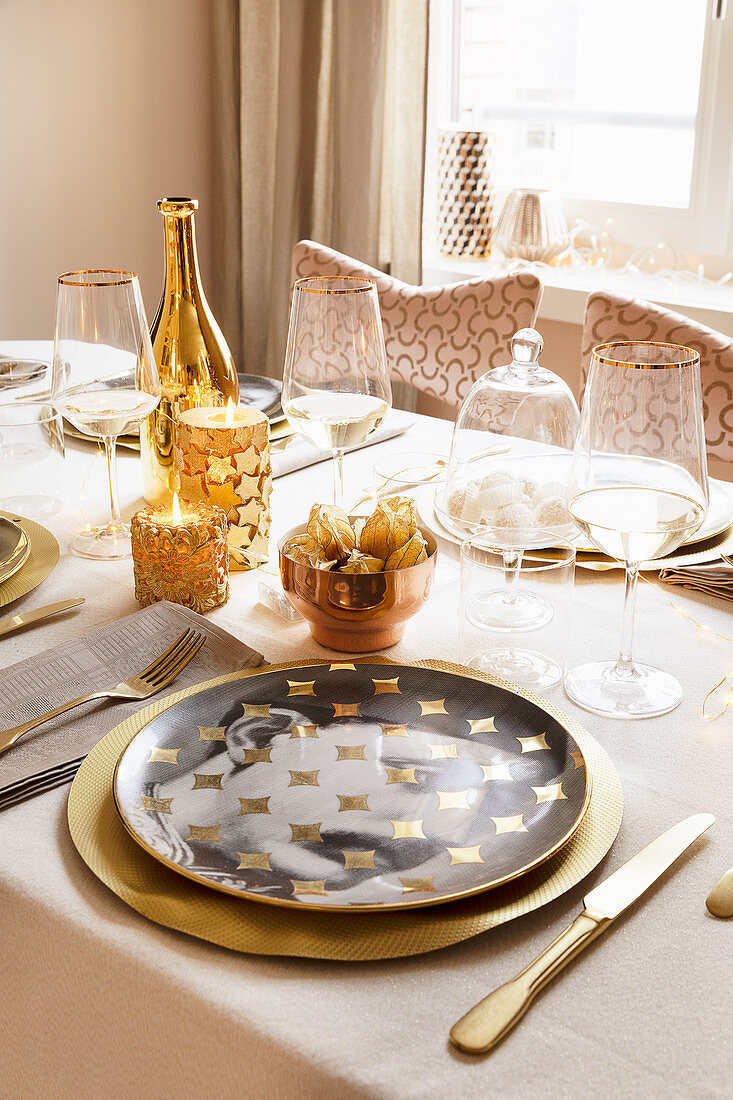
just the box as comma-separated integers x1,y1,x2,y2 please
213,0,429,379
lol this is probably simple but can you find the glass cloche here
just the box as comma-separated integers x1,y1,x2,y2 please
436,327,580,630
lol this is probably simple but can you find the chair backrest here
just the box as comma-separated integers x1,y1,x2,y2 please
292,240,542,410
581,290,733,464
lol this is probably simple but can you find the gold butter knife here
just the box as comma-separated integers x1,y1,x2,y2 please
0,598,85,639
450,813,715,1054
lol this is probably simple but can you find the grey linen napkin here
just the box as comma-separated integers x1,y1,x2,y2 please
658,560,733,602
0,601,264,789
271,409,415,478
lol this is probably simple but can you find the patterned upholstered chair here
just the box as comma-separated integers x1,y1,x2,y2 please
581,291,733,469
291,240,543,414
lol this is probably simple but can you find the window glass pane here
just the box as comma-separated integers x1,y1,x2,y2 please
456,0,708,207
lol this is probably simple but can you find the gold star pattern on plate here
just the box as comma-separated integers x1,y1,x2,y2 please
237,852,271,870
492,814,527,834
371,677,401,694
437,790,471,811
140,795,173,814
147,746,180,764
400,876,435,893
288,769,319,786
418,699,447,715
390,819,426,840
332,702,361,717
380,723,409,737
518,733,550,753
447,845,484,865
192,773,223,790
532,782,567,804
570,749,585,769
429,743,459,760
336,744,366,761
287,680,316,697
468,717,497,735
289,822,323,843
342,850,376,869
238,796,270,815
242,703,271,718
242,747,273,765
385,766,418,784
290,724,318,739
188,824,220,842
291,879,327,896
338,794,370,811
481,763,513,782
330,662,356,670
197,726,227,741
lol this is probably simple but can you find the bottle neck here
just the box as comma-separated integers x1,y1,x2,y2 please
161,213,203,301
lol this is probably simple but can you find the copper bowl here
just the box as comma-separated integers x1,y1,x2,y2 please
278,521,437,652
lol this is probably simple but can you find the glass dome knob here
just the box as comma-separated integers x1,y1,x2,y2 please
511,327,543,364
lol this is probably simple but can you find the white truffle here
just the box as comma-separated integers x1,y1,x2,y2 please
478,469,513,490
533,495,571,527
492,502,535,530
532,480,566,504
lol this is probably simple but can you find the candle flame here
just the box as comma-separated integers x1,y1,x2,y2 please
225,396,235,427
170,491,183,525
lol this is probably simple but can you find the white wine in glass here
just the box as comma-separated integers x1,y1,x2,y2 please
566,341,708,719
53,270,160,559
282,277,391,508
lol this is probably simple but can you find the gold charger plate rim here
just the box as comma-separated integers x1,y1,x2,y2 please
0,523,30,585
111,660,593,913
0,511,60,608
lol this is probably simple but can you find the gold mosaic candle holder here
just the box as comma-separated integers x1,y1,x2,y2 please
131,497,229,613
175,404,272,570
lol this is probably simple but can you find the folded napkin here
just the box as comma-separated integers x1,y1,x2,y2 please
658,560,733,602
0,601,264,789
270,409,415,479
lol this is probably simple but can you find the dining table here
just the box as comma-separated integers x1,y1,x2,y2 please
1,340,731,1100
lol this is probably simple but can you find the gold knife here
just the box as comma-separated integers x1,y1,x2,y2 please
0,598,85,639
450,813,715,1054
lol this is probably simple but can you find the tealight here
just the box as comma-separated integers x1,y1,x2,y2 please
131,494,229,613
175,400,272,570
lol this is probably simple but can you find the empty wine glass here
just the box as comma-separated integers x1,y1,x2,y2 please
566,341,708,718
282,277,392,508
52,270,160,559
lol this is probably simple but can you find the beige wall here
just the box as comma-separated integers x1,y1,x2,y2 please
0,0,221,337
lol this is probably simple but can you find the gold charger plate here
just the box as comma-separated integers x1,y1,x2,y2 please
0,511,60,608
0,518,30,585
68,659,623,961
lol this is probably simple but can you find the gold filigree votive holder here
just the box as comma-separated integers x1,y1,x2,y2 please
131,498,229,613
175,404,272,570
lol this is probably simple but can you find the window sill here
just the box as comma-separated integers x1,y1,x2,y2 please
422,254,733,337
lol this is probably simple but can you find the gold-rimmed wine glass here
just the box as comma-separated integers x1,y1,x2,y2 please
282,276,392,509
566,340,708,718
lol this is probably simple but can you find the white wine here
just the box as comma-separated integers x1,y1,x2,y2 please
284,392,389,450
569,486,704,562
58,388,160,438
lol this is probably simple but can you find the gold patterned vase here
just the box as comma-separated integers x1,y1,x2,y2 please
142,197,239,506
437,129,495,259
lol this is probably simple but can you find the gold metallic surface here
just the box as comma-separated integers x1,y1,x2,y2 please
279,523,437,652
67,658,623,961
0,512,59,609
592,340,700,370
706,868,733,918
0,597,83,639
142,197,239,506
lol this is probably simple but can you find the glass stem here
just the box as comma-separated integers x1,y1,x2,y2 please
332,448,345,510
103,435,123,528
614,561,640,679
501,549,523,605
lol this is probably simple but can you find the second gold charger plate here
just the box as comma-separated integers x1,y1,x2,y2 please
0,511,60,608
68,659,623,961
113,661,591,911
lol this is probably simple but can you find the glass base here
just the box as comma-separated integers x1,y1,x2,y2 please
0,494,63,519
467,647,563,688
466,588,554,632
565,660,683,719
72,522,131,560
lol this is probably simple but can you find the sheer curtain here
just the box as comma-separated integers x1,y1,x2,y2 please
212,0,429,379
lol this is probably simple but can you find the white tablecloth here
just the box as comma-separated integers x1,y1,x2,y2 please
1,342,731,1099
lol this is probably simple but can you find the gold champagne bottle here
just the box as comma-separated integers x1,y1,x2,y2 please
142,197,239,505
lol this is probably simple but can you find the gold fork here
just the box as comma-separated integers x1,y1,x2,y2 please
0,628,205,756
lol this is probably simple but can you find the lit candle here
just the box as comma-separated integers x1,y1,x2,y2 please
175,399,272,570
131,492,229,613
